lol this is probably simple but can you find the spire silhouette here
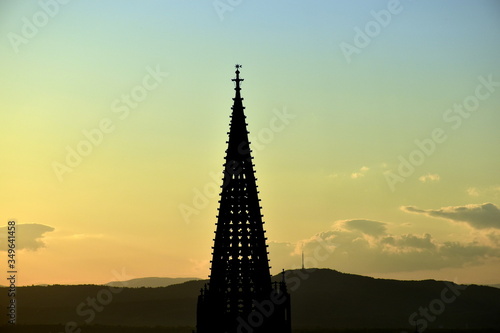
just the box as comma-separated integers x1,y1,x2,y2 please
196,65,291,333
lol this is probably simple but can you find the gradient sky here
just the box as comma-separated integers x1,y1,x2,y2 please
1,0,500,286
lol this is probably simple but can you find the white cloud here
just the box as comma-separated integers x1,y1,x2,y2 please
66,233,105,240
351,166,369,179
464,185,500,197
467,187,480,197
418,173,440,183
341,219,387,236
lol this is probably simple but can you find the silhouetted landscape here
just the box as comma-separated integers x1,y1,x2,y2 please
2,269,499,332
3,2,500,333
2,326,500,333
106,277,200,288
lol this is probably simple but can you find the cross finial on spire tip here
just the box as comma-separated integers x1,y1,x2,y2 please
232,64,244,89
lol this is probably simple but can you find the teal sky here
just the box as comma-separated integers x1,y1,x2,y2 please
1,0,500,285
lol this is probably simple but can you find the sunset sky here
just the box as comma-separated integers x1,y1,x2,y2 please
1,0,500,286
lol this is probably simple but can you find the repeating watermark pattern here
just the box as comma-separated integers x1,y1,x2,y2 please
385,74,499,192
213,0,243,21
178,107,296,224
52,65,168,182
403,281,468,333
236,238,336,333
236,288,288,333
56,267,134,333
339,0,403,64
7,0,72,53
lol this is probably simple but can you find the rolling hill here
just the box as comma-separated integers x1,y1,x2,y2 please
106,277,200,288
1,269,499,331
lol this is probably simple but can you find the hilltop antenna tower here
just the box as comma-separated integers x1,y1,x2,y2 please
301,248,305,270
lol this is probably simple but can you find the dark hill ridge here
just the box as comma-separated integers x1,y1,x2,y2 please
106,277,200,288
1,269,499,330
284,269,500,329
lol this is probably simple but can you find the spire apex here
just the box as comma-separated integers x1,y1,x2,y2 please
232,64,244,91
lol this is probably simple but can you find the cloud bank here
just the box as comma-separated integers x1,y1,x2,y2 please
0,223,54,251
269,216,500,276
402,203,500,229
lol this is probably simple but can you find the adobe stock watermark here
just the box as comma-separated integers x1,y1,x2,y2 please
402,281,468,333
384,74,499,192
52,65,168,182
56,267,134,333
339,0,403,64
178,107,296,224
7,0,72,54
236,237,336,333
212,0,243,21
